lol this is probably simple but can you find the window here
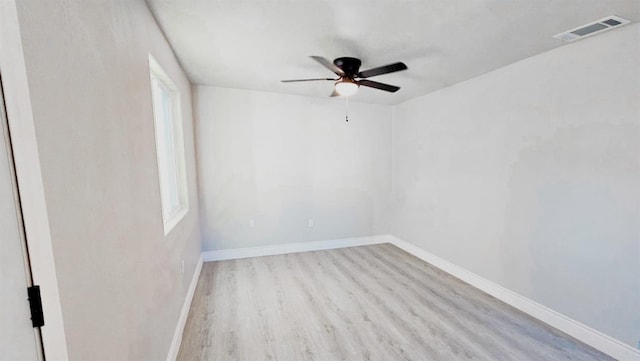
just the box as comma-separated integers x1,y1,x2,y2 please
149,54,188,234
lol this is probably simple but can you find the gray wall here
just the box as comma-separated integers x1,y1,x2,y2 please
391,24,640,347
15,0,201,359
195,86,391,251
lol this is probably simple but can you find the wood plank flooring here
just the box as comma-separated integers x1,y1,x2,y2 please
177,244,612,360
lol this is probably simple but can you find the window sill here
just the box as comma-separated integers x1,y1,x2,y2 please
163,207,188,236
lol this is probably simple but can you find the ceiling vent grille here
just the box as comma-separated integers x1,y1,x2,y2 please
553,15,630,42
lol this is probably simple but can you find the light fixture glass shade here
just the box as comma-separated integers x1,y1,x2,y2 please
334,80,359,97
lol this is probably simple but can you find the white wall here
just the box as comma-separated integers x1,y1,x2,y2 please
392,24,640,347
14,1,201,359
195,86,391,250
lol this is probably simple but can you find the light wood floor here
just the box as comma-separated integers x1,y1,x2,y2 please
177,244,612,360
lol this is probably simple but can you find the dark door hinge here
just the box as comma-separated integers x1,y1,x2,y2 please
27,285,44,327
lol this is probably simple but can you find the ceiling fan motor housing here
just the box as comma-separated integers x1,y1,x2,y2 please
334,57,362,77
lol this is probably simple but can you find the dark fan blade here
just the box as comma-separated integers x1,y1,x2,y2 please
357,62,407,78
281,78,336,83
358,79,400,92
310,56,345,76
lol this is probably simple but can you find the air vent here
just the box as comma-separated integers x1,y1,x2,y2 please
553,15,630,42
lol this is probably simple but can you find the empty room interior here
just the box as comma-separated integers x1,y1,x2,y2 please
1,0,639,360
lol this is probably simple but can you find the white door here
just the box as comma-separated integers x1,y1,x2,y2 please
0,77,43,360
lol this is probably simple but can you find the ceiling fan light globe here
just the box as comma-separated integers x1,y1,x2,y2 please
334,81,359,97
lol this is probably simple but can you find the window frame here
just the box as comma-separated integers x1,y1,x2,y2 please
148,54,189,235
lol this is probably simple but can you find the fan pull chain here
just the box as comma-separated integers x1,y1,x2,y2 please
345,96,349,122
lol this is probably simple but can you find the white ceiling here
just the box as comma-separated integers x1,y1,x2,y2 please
147,0,639,105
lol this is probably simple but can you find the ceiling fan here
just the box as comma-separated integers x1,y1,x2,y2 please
282,56,407,97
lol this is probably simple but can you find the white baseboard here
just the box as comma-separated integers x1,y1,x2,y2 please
388,235,640,361
166,254,203,361
202,235,389,262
